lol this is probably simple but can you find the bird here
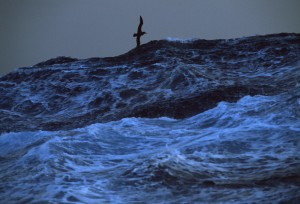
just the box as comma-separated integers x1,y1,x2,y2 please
133,16,147,47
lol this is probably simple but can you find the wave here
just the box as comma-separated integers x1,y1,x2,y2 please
0,91,299,203
0,33,300,133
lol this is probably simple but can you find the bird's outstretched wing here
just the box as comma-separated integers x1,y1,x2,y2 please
137,16,143,33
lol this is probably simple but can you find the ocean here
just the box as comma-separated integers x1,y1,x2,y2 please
0,33,299,203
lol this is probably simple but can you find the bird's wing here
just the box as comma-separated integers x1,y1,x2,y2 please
137,16,143,33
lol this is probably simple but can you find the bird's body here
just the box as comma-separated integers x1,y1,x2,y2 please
133,16,147,47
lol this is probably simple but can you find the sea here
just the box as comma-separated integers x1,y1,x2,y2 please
0,34,299,203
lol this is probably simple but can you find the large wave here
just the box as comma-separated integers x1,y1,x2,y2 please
0,33,299,133
0,90,299,203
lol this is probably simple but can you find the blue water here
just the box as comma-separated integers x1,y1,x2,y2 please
1,91,299,203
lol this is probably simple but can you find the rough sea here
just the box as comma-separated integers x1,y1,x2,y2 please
0,33,300,203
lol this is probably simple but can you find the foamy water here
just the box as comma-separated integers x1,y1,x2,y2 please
1,90,299,203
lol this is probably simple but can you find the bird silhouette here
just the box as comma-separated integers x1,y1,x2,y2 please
133,16,147,47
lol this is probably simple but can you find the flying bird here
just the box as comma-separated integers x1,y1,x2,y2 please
133,16,147,47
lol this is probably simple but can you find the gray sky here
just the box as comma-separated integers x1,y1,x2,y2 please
1,0,300,76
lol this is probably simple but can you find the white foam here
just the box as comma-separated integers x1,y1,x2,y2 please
0,131,50,156
164,37,197,43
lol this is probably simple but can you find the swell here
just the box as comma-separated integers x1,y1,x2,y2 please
0,33,299,133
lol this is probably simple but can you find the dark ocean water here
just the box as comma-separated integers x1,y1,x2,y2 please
0,34,300,203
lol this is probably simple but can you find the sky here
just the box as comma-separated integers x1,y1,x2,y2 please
0,0,300,76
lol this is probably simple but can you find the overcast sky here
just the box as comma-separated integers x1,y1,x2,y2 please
0,0,300,76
